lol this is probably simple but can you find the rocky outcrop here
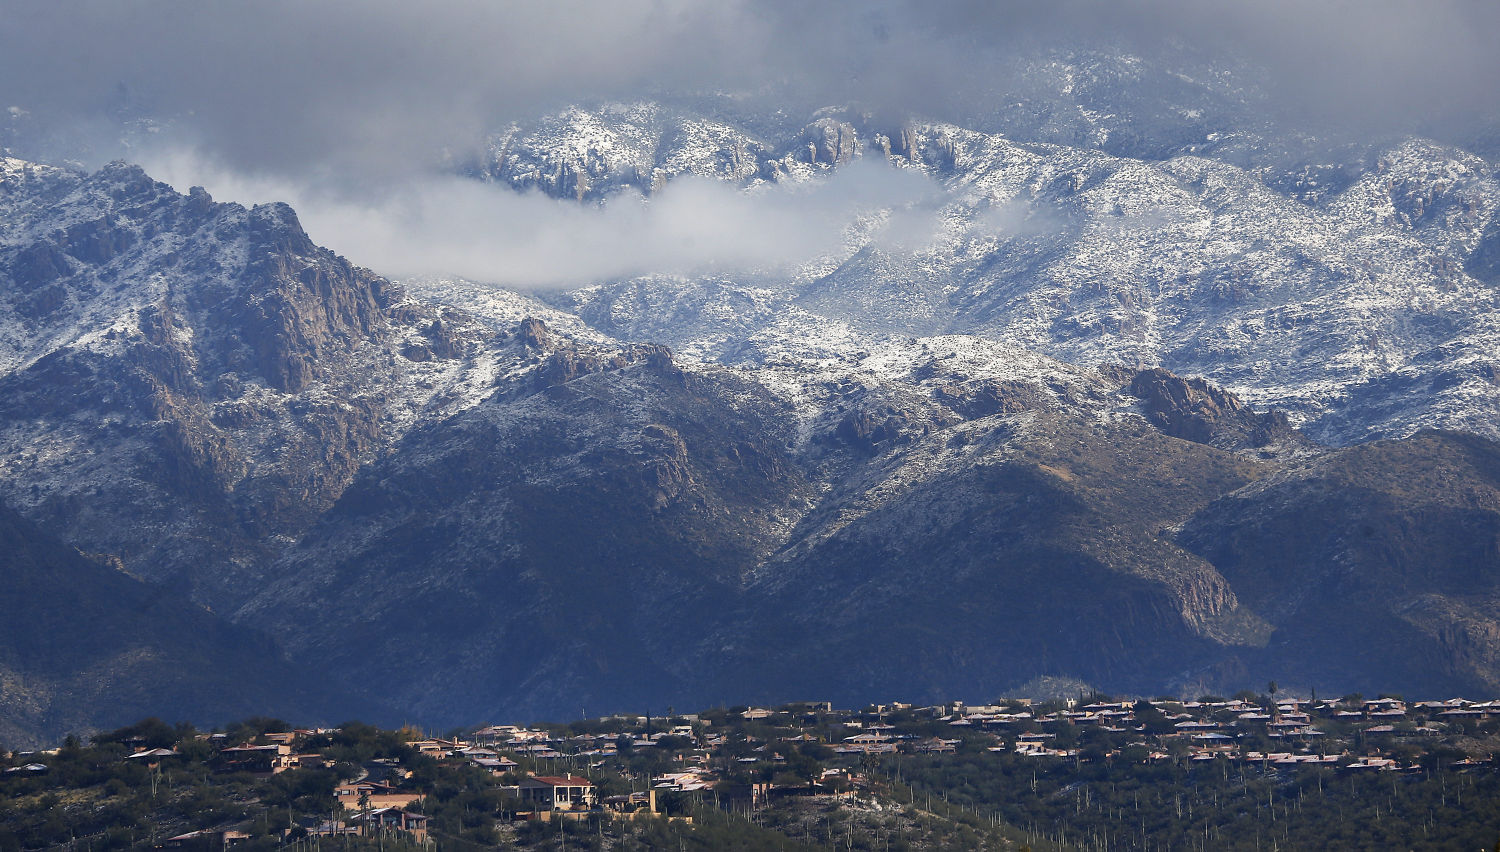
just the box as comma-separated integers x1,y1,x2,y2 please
524,325,684,393
832,407,928,452
874,123,920,162
231,204,391,393
9,241,73,291
933,378,1052,419
800,118,861,166
1126,368,1294,450
827,394,962,454
419,316,466,360
517,316,553,350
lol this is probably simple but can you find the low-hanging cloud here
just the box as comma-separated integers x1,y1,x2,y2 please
142,149,939,288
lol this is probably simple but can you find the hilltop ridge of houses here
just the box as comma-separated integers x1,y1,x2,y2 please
6,692,1498,845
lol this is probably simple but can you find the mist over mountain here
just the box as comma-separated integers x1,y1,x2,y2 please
1,3,1500,745
7,0,1499,169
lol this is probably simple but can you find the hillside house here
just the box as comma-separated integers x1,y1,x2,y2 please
334,780,425,811
350,808,429,842
217,744,291,774
473,756,520,776
518,775,596,810
409,738,465,757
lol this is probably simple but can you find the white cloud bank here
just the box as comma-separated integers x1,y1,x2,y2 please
141,150,940,288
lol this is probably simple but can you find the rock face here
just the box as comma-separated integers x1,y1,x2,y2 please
232,202,391,393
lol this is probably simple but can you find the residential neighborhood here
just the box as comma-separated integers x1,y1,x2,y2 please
3,691,1500,849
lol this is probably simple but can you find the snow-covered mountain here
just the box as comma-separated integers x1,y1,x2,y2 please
4,49,1500,739
465,89,1500,448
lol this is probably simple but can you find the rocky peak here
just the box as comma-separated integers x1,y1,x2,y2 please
244,202,319,258
80,161,167,209
0,159,431,607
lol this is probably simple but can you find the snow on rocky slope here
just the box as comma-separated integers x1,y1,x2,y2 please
460,96,1500,447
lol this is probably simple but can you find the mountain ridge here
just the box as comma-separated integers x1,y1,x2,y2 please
3,86,1500,741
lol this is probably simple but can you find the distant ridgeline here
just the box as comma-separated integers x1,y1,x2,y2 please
4,694,1500,850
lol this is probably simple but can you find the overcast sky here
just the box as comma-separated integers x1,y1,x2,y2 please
3,0,1496,285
